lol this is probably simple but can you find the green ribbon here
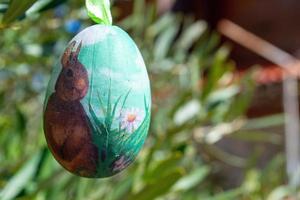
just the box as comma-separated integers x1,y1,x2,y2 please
85,0,112,25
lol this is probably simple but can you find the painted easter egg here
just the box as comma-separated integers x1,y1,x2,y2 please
43,25,151,178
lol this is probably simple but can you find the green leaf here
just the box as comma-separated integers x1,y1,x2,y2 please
2,0,38,24
154,20,179,61
144,153,183,182
266,186,292,200
201,45,231,100
243,114,285,130
85,0,112,25
127,168,184,200
207,188,242,200
0,3,8,13
108,176,133,200
172,166,210,191
27,0,67,14
242,169,261,194
176,21,207,53
0,152,42,200
15,105,27,135
147,13,175,38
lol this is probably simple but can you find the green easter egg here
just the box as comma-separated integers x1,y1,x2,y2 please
43,25,151,178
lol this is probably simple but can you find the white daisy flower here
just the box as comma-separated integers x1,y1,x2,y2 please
120,108,144,133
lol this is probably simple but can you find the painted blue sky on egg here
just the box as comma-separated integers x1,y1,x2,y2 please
72,25,151,130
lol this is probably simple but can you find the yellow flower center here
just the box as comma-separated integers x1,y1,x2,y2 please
127,114,136,123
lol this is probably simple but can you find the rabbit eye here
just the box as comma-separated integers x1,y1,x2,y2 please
66,69,73,78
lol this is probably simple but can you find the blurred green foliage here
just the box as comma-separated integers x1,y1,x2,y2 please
0,0,297,199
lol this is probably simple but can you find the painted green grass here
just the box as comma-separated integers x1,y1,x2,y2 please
88,85,150,177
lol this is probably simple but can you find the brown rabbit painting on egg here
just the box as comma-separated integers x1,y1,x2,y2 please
44,41,99,177
44,25,151,178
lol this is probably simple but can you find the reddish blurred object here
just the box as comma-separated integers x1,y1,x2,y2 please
173,0,300,117
217,0,300,67
254,65,284,85
172,0,300,67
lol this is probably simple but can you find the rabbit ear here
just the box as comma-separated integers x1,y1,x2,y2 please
61,41,76,67
74,41,82,59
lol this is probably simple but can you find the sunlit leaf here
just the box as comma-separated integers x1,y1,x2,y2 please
108,176,133,200
0,3,8,13
172,166,210,191
2,0,38,24
154,20,179,61
85,0,112,25
266,186,292,200
0,152,42,200
176,21,207,52
128,168,184,200
144,153,183,182
206,188,242,200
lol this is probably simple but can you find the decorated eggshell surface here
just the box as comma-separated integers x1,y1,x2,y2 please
43,25,151,178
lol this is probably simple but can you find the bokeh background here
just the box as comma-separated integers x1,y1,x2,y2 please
1,0,300,199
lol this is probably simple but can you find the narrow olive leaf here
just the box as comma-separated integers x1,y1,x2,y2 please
154,22,179,61
176,21,207,52
206,188,243,200
108,176,133,200
144,153,183,182
32,0,67,13
172,166,210,191
127,168,184,200
266,186,292,200
0,3,8,13
0,152,42,200
85,0,112,25
2,0,38,24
